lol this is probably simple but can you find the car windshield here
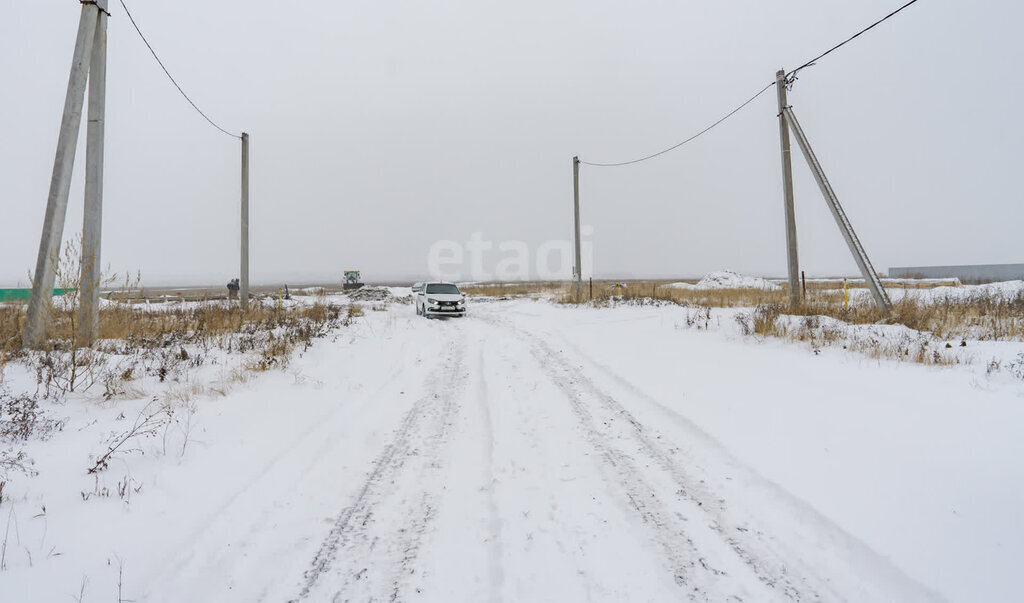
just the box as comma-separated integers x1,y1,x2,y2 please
425,283,460,295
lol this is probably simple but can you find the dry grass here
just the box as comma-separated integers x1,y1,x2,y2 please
0,300,345,387
740,304,967,366
647,285,793,308
554,280,801,307
461,281,569,298
773,294,1024,341
92,303,336,346
0,306,23,357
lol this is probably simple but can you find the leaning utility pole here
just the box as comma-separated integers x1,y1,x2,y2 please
782,105,892,312
572,156,582,300
25,0,109,348
240,132,250,309
775,69,800,307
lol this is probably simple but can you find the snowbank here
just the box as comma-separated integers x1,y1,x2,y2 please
669,270,781,291
904,280,1024,304
827,280,1024,306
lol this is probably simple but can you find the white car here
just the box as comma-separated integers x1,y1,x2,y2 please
416,282,466,318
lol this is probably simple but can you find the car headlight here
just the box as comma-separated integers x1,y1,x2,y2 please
457,299,465,305
427,298,438,304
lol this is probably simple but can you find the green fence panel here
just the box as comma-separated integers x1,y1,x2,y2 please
0,288,70,302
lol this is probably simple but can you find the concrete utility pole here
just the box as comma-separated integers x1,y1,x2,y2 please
775,69,800,307
572,156,582,300
782,106,893,312
240,132,250,309
25,0,108,348
79,2,108,345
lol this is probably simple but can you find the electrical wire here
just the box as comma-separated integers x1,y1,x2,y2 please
579,82,776,167
785,0,921,84
117,0,241,139
581,0,923,168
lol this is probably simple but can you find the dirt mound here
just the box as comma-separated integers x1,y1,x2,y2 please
347,287,394,302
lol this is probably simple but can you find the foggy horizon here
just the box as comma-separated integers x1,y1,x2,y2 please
3,0,1022,288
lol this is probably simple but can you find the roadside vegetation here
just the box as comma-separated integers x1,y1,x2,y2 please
1,296,352,493
460,278,1024,368
540,279,1024,341
0,242,365,505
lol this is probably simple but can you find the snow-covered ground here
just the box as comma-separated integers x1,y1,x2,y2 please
2,296,1023,601
833,280,1024,305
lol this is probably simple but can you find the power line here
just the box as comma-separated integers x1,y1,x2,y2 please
581,0,923,168
580,82,776,167
785,0,921,84
117,0,241,139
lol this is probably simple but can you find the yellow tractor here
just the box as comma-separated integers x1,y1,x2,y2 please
343,270,364,291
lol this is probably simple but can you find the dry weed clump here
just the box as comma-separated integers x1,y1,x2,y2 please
87,397,171,474
0,385,66,491
0,306,22,359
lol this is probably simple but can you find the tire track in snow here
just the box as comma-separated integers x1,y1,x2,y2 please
144,332,441,600
545,331,940,602
527,336,822,600
485,331,696,600
482,305,937,602
474,311,823,599
476,341,506,602
522,338,731,601
293,331,468,601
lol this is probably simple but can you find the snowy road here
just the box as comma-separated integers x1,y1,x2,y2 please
8,298,1024,601
151,302,937,602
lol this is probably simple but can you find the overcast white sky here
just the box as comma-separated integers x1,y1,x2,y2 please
2,0,1021,286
